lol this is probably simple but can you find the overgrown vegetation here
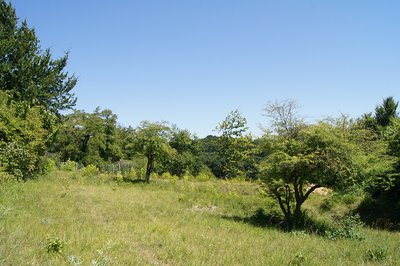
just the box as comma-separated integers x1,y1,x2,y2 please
0,171,399,265
1,1,400,264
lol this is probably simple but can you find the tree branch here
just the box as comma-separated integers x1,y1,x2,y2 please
303,184,322,201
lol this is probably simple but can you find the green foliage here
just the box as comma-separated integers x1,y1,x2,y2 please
195,166,215,181
0,170,14,183
0,1,77,113
197,135,224,178
326,214,365,241
83,164,99,177
365,246,388,262
60,160,78,172
161,172,179,181
46,237,64,254
319,198,335,211
0,142,37,180
375,96,398,128
113,171,123,182
0,91,55,179
124,167,137,181
216,109,255,179
259,122,357,229
358,117,400,228
52,108,122,166
0,0,75,180
133,121,171,182
39,157,57,175
319,191,361,213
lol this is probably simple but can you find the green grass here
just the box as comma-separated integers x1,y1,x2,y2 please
1,171,399,265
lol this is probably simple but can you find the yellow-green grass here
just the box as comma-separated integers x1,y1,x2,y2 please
0,171,399,265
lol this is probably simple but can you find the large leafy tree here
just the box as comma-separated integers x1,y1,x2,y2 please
259,101,356,229
0,1,76,179
0,1,77,113
52,108,122,166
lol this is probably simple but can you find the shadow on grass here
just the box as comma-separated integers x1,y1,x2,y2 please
356,196,400,231
222,208,285,229
122,178,148,184
222,208,331,236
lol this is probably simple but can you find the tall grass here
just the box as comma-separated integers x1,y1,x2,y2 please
0,170,399,265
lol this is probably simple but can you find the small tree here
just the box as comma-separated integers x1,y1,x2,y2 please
133,121,171,182
216,109,254,179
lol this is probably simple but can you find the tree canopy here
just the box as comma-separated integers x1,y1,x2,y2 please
259,101,357,228
0,1,77,114
133,121,171,182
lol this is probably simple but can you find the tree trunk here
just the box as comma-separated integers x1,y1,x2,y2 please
293,184,322,227
145,156,154,183
273,189,293,230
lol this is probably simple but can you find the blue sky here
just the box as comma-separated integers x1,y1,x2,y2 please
10,0,400,137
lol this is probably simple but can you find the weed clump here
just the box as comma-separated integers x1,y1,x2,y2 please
326,214,365,240
365,246,388,262
289,253,306,266
46,237,64,254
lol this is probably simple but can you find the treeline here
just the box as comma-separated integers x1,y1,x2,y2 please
48,108,257,182
1,1,400,230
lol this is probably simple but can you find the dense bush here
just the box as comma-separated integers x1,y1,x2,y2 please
82,164,100,177
326,214,366,240
60,160,78,171
0,142,37,180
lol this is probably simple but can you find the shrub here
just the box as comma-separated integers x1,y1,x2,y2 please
161,172,179,181
39,157,57,174
126,167,137,179
195,167,215,181
83,164,100,177
114,171,123,182
0,171,15,183
341,193,358,205
0,142,37,180
60,160,77,171
326,214,365,240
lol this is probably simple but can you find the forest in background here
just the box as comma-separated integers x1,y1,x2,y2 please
1,0,400,233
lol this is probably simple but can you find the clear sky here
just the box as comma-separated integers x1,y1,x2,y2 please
9,0,400,137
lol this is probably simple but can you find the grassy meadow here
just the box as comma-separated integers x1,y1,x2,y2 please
0,171,399,265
